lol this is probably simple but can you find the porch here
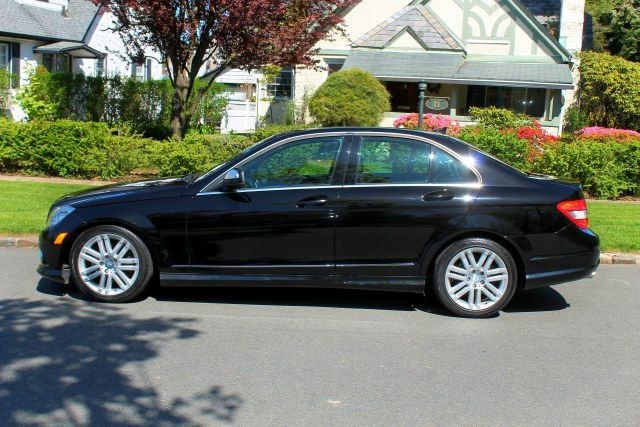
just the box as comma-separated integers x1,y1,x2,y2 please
343,50,573,134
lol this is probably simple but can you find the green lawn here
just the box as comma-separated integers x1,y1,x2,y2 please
0,180,638,253
0,181,92,235
588,201,640,253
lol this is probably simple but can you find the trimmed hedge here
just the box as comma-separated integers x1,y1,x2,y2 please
0,120,148,179
0,120,257,179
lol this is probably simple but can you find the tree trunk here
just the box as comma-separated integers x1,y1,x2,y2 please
169,70,193,139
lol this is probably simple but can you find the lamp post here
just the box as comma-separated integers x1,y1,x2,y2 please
418,81,427,129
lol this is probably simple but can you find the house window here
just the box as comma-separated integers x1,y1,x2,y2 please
0,43,9,72
267,68,292,98
131,62,145,81
42,53,71,73
326,59,345,75
95,57,106,77
466,85,547,118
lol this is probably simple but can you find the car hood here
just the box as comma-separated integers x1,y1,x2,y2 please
53,177,190,208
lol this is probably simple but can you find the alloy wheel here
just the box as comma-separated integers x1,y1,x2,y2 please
77,233,140,296
444,247,509,311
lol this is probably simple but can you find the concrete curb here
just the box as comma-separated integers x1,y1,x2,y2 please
0,235,39,249
1,235,639,265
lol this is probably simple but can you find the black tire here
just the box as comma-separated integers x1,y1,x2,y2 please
70,225,154,303
432,237,518,318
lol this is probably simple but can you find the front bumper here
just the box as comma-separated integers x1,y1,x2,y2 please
37,216,85,285
37,263,71,284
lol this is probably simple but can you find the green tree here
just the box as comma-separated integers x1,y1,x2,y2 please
308,68,390,127
603,0,640,61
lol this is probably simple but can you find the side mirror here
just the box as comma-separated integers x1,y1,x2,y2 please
221,168,245,191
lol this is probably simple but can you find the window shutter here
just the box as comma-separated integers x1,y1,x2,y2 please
131,63,137,78
10,42,20,88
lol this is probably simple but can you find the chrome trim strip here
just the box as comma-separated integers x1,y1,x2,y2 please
344,183,483,189
175,264,334,269
198,182,482,196
336,262,415,267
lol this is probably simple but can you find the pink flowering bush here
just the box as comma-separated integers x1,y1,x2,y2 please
576,126,640,141
393,113,460,135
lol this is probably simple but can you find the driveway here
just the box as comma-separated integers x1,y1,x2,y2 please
1,247,639,425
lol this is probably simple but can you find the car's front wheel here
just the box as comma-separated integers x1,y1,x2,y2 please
70,225,154,302
433,238,517,318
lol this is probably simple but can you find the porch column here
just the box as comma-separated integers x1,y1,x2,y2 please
450,85,460,117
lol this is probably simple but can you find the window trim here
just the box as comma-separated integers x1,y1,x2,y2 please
198,132,482,195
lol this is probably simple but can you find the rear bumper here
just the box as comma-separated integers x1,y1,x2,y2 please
524,255,600,289
511,226,600,290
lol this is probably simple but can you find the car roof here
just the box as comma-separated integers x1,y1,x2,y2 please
268,127,471,153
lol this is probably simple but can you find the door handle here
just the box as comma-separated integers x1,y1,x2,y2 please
296,196,329,208
422,190,455,202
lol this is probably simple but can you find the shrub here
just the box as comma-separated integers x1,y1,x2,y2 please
0,120,148,179
0,120,255,179
308,68,390,127
469,107,533,129
563,105,588,134
143,133,254,176
250,123,312,143
579,51,640,131
533,139,640,199
457,126,530,170
17,68,228,138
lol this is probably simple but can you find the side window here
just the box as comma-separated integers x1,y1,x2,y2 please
431,147,477,184
243,137,343,189
356,137,431,184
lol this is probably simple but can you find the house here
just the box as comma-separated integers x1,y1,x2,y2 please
219,0,587,135
0,0,163,120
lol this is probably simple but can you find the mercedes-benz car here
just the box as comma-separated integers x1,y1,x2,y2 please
38,128,600,317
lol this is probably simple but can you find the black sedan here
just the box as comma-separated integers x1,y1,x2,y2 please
38,128,599,317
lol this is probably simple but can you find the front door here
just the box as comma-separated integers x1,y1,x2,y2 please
335,134,480,277
187,134,350,275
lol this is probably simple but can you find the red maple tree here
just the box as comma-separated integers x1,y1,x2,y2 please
91,0,357,137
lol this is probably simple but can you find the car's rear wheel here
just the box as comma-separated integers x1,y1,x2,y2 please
433,238,517,318
70,225,154,303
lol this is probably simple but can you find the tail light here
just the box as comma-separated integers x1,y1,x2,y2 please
557,199,589,229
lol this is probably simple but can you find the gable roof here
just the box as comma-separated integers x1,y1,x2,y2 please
0,0,99,42
353,5,463,51
408,0,573,62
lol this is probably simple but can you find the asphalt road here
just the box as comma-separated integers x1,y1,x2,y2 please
0,248,639,426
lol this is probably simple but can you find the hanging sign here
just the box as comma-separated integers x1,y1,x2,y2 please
425,97,450,111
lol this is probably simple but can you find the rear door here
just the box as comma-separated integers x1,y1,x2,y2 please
335,133,481,277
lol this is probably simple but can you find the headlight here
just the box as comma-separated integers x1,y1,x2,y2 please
47,205,75,228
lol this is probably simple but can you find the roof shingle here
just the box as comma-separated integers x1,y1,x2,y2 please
0,0,98,42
